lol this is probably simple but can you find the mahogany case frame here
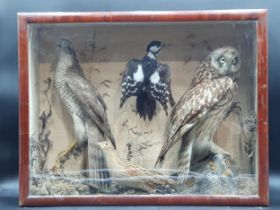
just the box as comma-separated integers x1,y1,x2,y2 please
18,10,268,206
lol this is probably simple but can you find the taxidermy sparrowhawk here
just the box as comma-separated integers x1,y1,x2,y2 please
52,39,116,187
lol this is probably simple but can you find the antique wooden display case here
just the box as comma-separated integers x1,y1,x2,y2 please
18,10,268,206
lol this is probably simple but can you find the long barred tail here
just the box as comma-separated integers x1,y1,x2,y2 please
176,139,194,184
88,142,111,189
136,91,156,121
87,123,112,189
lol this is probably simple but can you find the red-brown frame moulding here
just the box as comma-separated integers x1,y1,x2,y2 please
18,9,268,206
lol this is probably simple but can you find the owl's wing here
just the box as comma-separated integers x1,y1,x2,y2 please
149,63,175,114
119,59,143,108
156,77,235,165
64,73,116,149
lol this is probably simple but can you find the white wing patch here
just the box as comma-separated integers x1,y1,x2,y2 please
133,65,144,83
149,71,160,84
120,62,144,108
147,64,175,114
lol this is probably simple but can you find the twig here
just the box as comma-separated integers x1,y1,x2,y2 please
183,56,193,65
100,80,112,88
126,143,133,161
185,33,195,40
225,102,257,173
102,93,110,98
80,30,96,62
34,77,53,171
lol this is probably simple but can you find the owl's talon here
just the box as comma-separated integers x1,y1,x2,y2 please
211,153,231,163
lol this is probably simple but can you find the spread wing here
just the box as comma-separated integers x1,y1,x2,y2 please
64,72,116,149
149,63,175,115
120,59,143,108
155,77,234,165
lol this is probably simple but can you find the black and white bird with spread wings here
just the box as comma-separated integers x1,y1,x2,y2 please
119,41,175,121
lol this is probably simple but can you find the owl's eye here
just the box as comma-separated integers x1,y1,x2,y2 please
232,57,238,65
219,56,226,64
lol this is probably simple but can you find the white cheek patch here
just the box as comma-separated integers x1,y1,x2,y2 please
147,52,156,59
150,71,160,84
150,45,160,53
133,65,144,82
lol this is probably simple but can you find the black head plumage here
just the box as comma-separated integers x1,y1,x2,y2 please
146,40,163,52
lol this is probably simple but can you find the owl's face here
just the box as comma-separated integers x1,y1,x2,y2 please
210,47,241,76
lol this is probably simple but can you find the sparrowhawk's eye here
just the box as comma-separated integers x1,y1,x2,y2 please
219,56,226,64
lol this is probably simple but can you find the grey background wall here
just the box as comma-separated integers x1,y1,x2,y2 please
0,0,279,208
29,22,256,174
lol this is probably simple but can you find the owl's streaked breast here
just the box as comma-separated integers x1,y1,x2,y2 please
191,83,237,161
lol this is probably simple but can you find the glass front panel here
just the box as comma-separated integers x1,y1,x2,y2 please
28,21,258,196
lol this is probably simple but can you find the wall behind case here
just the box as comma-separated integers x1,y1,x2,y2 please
0,0,277,180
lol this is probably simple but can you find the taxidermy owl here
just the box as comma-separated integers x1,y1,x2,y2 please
155,47,241,183
120,41,175,121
